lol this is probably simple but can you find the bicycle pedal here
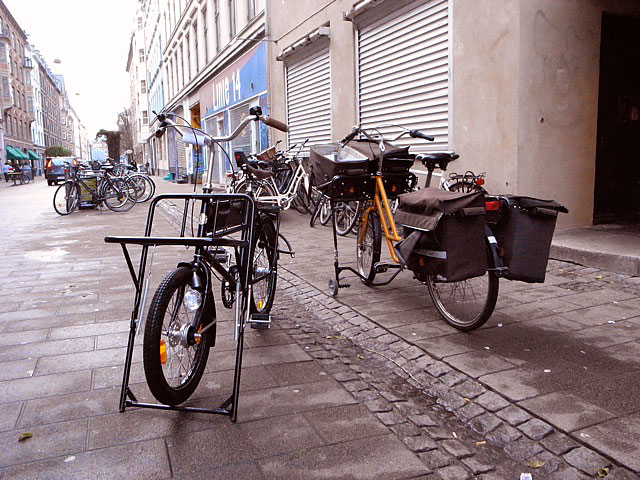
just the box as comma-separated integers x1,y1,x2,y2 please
374,263,390,273
249,313,271,330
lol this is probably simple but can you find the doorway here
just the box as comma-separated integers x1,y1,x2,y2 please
594,13,640,223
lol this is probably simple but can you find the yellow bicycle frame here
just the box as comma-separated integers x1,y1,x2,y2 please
358,176,402,264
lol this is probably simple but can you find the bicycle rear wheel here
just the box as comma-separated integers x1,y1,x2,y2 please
426,244,499,331
250,216,277,314
334,201,359,235
143,266,213,405
53,182,79,215
319,197,331,225
102,178,135,212
356,210,381,284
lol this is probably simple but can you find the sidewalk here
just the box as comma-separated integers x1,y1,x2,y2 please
0,179,638,478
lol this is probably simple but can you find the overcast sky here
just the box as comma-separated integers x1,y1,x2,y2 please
4,0,136,139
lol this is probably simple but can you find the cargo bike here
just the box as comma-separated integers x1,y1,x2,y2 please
104,107,291,421
310,125,567,331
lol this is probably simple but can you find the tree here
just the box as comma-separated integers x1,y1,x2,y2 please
117,108,135,156
95,129,121,162
44,145,72,157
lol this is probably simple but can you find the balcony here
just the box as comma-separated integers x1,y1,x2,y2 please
24,57,33,69
0,26,9,42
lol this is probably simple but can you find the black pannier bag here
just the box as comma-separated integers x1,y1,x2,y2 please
494,196,568,283
205,199,246,235
394,188,487,282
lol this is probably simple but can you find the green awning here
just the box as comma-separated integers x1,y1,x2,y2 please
6,146,24,160
27,150,39,160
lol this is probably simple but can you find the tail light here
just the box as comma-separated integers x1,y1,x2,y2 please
476,178,485,186
485,201,500,211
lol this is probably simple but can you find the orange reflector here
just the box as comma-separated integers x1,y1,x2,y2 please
160,339,167,364
348,186,355,194
476,178,485,185
485,201,500,211
392,185,397,192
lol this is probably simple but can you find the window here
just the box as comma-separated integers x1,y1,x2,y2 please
229,0,236,38
142,110,148,125
248,0,256,20
202,8,208,62
0,44,6,63
140,80,146,94
192,22,199,73
185,34,191,81
138,48,145,63
137,16,143,30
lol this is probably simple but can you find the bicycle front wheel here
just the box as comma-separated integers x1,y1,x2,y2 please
319,198,331,225
143,266,212,405
53,182,79,215
250,216,277,314
356,210,381,284
426,244,499,331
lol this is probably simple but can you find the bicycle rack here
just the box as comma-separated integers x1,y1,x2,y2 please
105,193,256,421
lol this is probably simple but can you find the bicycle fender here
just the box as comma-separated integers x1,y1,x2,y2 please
485,225,505,274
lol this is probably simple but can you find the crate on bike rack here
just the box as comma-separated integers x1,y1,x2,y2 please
395,188,487,282
493,196,568,283
78,174,98,208
205,198,247,234
349,139,415,175
310,143,371,184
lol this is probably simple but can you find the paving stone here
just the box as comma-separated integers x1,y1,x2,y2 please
441,439,473,459
503,437,544,461
461,456,496,475
351,389,380,401
364,398,393,413
403,434,438,453
564,446,611,476
540,431,580,455
475,391,511,412
528,450,563,476
418,449,453,469
425,427,454,441
495,405,532,426
547,466,589,480
485,423,522,447
469,413,502,435
303,404,389,444
408,413,439,428
379,390,405,402
0,402,22,432
518,418,554,440
436,464,471,480
0,370,91,403
375,410,405,426
439,371,467,387
390,422,424,438
454,380,486,399
425,362,452,378
606,467,640,479
458,402,485,422
436,391,466,411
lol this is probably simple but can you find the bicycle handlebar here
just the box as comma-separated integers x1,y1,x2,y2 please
409,130,434,142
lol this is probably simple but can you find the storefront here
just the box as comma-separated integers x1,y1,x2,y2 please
198,43,269,185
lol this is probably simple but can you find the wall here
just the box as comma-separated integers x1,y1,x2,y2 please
516,0,640,227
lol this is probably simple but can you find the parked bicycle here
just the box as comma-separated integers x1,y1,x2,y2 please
104,106,291,421
311,124,567,331
53,163,134,215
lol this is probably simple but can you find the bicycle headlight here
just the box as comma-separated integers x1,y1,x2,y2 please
183,287,202,311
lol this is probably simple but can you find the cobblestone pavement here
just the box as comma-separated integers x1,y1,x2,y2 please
0,179,638,479
278,211,640,478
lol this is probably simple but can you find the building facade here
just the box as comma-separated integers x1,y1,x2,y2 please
35,53,62,151
136,0,268,184
0,1,35,167
267,0,640,228
26,45,44,165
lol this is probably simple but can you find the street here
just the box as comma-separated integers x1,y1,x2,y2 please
0,179,638,479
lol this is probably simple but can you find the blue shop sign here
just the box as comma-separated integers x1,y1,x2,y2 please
202,43,267,118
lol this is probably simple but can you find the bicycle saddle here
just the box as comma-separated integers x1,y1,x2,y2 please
417,152,460,171
245,164,274,180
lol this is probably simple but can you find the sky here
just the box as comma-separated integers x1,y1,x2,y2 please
4,0,137,139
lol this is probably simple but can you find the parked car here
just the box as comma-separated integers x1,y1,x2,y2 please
45,157,78,185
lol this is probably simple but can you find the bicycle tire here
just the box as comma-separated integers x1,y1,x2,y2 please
143,266,213,405
356,210,381,284
334,201,359,236
292,178,311,214
53,182,79,215
250,216,277,314
319,198,331,225
127,175,148,203
426,243,499,331
102,178,135,212
234,178,278,203
141,175,156,202
22,175,30,184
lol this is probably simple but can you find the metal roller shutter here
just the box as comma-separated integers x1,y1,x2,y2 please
358,0,449,152
286,47,331,152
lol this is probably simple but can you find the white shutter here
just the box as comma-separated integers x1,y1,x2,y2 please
358,0,449,152
286,47,331,152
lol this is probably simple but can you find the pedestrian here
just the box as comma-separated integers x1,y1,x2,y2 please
2,162,13,182
22,163,32,181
